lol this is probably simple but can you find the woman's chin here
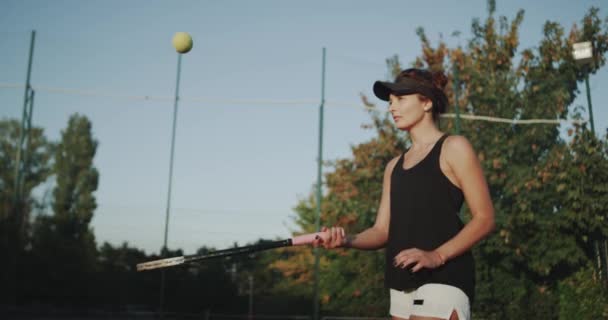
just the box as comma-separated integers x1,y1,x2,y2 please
396,124,412,131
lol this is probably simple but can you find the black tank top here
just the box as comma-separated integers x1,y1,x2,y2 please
385,134,475,302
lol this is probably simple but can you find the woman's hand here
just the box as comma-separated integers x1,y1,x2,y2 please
393,248,445,272
312,226,346,249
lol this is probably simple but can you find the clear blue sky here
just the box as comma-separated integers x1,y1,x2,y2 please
1,0,606,254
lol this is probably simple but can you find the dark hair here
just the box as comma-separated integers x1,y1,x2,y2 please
397,68,448,120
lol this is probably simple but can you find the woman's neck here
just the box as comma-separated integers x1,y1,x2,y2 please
408,120,444,148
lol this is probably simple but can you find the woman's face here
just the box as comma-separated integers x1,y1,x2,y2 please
388,93,430,131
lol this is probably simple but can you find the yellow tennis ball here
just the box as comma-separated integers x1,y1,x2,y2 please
172,32,193,54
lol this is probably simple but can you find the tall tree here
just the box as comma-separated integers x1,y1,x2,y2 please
0,119,53,303
272,2,608,318
52,114,99,236
269,102,406,315
430,3,608,318
30,113,99,304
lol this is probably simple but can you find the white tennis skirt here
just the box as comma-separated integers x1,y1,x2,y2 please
389,284,470,320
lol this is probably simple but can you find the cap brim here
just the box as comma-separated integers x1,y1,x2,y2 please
373,81,418,101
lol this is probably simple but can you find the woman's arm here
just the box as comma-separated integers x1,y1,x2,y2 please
315,156,399,250
434,135,495,261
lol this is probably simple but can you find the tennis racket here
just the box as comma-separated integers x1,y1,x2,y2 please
136,232,325,271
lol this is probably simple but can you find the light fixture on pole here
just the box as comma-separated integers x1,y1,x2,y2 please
159,32,193,318
572,40,605,281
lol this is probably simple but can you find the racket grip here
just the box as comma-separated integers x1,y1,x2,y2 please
136,256,185,271
292,232,326,246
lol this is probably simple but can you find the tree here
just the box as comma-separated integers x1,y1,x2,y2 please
270,102,406,315
273,2,608,318
0,119,53,303
30,113,100,304
52,114,99,238
427,3,608,318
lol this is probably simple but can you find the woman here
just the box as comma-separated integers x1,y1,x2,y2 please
314,68,495,320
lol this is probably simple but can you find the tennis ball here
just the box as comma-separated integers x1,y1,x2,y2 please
172,32,193,54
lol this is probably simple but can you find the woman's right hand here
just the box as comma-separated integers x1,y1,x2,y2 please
312,226,346,249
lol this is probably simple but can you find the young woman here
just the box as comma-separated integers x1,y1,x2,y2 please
314,69,495,320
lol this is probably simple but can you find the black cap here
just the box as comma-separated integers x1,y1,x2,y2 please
373,75,448,114
373,77,436,102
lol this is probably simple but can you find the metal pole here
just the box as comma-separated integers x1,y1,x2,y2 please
14,30,36,205
582,68,605,281
452,62,461,135
584,71,595,135
19,90,35,202
160,52,182,318
313,47,326,320
248,275,254,320
5,29,35,304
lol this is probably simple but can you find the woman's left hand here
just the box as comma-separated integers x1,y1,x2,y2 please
393,248,444,272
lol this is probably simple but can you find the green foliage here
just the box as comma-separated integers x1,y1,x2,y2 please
270,99,406,315
0,118,53,302
4,3,608,317
558,263,608,319
415,3,608,318
0,119,54,233
52,114,99,232
312,105,406,315
0,119,54,212
280,2,608,318
0,114,249,313
2,113,246,313
28,114,100,304
95,242,153,306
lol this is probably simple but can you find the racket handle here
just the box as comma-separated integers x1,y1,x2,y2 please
292,232,325,246
136,256,185,271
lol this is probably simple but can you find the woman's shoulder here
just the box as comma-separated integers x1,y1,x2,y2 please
384,154,402,174
443,135,477,161
385,155,402,172
444,135,474,151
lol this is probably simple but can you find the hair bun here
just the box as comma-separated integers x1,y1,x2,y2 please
431,71,448,90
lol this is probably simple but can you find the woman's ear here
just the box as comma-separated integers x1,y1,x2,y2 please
423,102,433,112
